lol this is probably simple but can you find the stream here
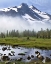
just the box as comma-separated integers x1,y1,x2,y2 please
0,45,51,63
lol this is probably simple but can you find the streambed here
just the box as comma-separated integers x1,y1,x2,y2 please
0,45,51,63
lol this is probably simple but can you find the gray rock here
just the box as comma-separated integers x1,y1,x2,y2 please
45,57,50,62
1,56,10,61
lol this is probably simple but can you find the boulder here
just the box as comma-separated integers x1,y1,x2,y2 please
27,56,31,60
50,54,51,56
8,53,12,56
2,47,7,51
37,55,44,60
35,51,40,55
45,57,50,62
1,56,10,61
4,54,6,56
31,55,34,58
18,53,25,56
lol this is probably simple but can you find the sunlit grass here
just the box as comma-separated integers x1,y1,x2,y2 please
0,37,51,49
0,61,51,64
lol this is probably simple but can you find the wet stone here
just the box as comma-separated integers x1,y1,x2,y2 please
1,56,10,61
2,47,7,51
37,55,44,60
4,54,6,56
11,51,15,53
8,53,12,56
27,56,31,60
45,57,51,62
50,54,51,56
18,53,25,56
35,51,40,55
31,55,34,58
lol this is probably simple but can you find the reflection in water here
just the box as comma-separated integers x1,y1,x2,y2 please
0,45,51,63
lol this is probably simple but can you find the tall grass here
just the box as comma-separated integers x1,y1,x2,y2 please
0,37,51,49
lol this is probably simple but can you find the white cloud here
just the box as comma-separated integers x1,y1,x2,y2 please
0,16,51,32
0,16,30,32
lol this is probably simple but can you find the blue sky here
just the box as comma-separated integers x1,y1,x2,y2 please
0,0,51,14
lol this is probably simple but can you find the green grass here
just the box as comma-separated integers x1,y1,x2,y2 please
0,61,51,64
0,37,51,49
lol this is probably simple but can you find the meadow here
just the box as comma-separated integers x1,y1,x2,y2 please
0,61,51,64
0,37,51,49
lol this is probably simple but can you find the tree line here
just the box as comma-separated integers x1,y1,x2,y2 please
0,28,51,39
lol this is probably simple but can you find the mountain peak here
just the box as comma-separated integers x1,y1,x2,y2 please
0,3,50,20
13,6,17,8
21,3,28,8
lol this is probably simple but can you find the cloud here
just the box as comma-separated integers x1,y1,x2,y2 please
0,16,30,32
0,16,51,33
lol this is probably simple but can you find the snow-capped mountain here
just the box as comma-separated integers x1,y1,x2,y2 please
0,3,51,32
0,3,51,21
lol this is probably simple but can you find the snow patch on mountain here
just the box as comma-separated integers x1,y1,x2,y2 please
17,5,22,8
0,7,18,12
22,14,47,25
0,3,50,23
22,14,35,20
29,6,50,19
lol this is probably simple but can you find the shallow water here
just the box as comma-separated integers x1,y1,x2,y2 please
0,45,51,62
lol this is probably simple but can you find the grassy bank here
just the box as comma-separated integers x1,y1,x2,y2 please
0,37,51,49
0,61,51,64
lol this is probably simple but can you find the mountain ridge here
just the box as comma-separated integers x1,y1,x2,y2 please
0,3,51,21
